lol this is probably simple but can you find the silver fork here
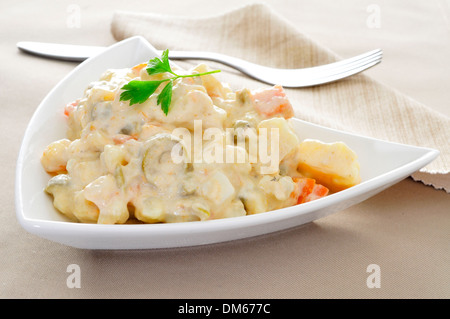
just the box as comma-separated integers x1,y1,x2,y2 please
16,41,382,87
166,48,383,87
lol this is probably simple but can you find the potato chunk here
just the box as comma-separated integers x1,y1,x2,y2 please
41,139,71,174
297,139,361,192
257,117,299,174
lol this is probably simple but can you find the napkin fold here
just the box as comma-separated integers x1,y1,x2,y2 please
111,3,450,192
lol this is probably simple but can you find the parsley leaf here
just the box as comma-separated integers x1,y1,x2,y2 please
157,80,173,115
146,49,173,76
120,49,221,115
119,80,163,105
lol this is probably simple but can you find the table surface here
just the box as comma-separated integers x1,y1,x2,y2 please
1,0,449,299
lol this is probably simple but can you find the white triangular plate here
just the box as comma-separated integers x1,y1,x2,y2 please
15,36,439,249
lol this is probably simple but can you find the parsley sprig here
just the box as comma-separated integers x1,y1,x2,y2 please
119,49,220,115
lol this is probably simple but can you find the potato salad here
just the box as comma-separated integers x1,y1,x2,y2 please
41,60,361,224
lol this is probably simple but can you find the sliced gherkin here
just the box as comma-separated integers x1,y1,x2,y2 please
233,119,257,146
114,165,125,187
134,197,165,223
45,174,71,194
44,174,77,221
192,202,211,220
141,133,188,187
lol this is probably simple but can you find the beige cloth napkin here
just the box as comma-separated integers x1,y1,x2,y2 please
111,3,450,192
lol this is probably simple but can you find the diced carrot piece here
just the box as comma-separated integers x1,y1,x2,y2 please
293,177,315,204
131,63,148,75
250,85,294,119
103,92,115,101
112,134,137,144
64,100,78,117
304,184,329,203
292,177,329,204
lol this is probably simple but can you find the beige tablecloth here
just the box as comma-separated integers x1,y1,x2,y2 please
1,0,449,299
